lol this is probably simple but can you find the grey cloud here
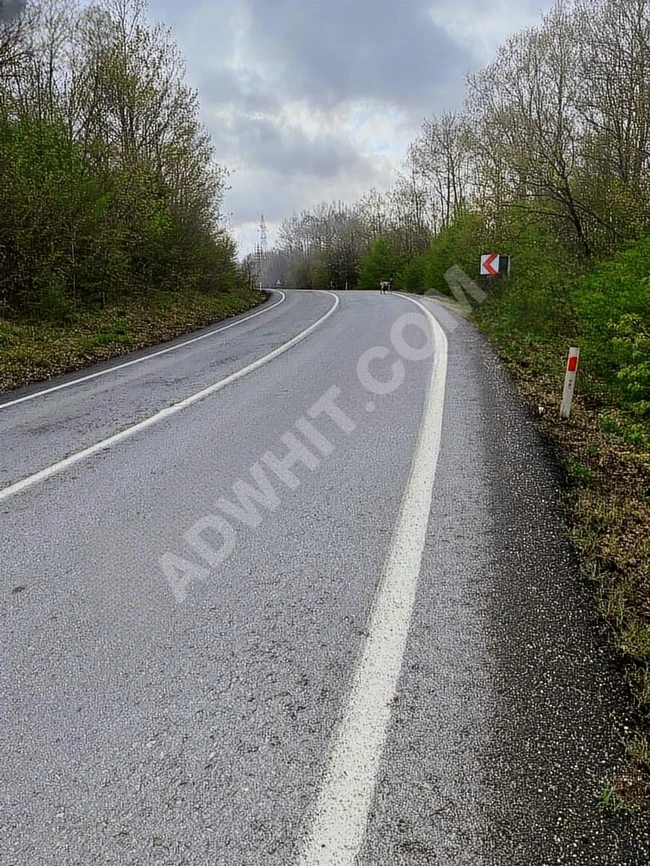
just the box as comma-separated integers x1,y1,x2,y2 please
199,67,280,114
225,169,304,225
149,0,551,251
243,0,473,110
0,0,26,23
225,156,382,226
212,114,373,181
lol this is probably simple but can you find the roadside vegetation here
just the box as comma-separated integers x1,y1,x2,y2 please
265,0,650,806
0,288,263,392
0,0,258,391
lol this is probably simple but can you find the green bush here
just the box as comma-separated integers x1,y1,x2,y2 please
573,235,650,410
422,211,486,295
357,237,403,289
396,254,427,292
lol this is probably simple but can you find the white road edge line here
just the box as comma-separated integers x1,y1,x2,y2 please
0,291,287,410
0,291,339,503
294,295,448,866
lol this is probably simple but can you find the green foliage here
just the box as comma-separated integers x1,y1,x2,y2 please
398,199,650,424
566,459,596,487
570,236,650,411
289,259,315,289
82,319,133,350
477,208,578,350
357,237,402,289
396,254,427,292
422,211,485,295
0,0,243,325
0,288,262,391
613,315,650,417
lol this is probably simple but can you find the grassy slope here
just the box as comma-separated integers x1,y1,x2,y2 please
0,288,265,393
474,289,650,810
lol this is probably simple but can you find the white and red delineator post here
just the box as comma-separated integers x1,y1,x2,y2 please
560,347,580,419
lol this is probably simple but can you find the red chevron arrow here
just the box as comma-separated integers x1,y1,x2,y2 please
481,253,499,276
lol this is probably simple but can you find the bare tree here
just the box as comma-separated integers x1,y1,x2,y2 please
408,111,471,229
466,2,598,255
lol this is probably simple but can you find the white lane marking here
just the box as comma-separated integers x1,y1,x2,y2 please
0,292,340,503
0,291,287,410
294,295,448,866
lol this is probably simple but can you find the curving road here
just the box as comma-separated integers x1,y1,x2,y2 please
1,290,649,865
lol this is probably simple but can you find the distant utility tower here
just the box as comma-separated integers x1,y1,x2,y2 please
255,215,268,289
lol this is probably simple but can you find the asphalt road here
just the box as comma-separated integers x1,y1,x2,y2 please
1,289,649,865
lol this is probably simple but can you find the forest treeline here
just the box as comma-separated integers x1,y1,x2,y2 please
0,0,244,320
265,0,650,419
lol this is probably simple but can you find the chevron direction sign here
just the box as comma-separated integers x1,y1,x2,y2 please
480,253,510,277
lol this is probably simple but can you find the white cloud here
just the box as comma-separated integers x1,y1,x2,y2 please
429,0,553,62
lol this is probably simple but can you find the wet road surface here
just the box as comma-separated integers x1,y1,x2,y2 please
1,290,649,864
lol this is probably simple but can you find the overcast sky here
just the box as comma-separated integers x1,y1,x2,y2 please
147,0,552,254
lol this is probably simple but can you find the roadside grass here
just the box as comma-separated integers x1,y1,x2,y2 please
601,777,645,815
0,288,265,393
474,297,650,812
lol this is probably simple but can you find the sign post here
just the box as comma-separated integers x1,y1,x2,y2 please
480,254,511,277
560,347,580,419
480,253,499,276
